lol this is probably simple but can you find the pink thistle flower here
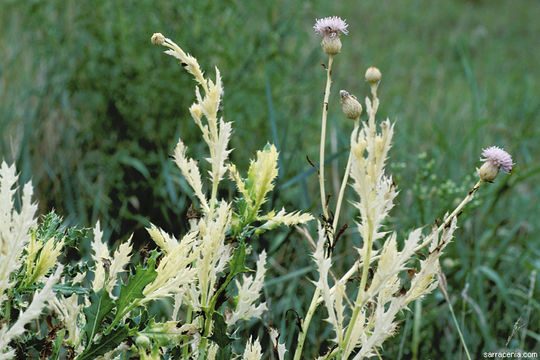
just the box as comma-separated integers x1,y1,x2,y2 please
313,16,348,38
480,146,514,173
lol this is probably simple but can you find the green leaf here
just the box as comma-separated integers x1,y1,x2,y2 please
83,288,115,344
209,242,250,311
139,319,184,347
228,242,250,278
113,254,158,324
118,155,151,179
208,313,234,348
34,210,90,248
50,329,65,360
132,307,149,331
76,325,129,360
216,343,233,360
53,284,90,295
34,211,63,241
476,265,510,305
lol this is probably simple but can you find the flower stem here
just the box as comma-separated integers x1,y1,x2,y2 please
294,53,335,360
182,307,193,358
415,179,483,252
210,180,218,214
294,51,336,360
197,313,213,360
341,218,373,355
293,287,321,360
332,119,359,233
411,300,422,360
319,55,334,219
341,91,379,356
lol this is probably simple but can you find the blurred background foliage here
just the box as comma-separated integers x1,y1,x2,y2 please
1,0,539,358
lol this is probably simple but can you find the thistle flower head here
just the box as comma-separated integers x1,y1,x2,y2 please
480,146,513,173
313,16,349,38
478,146,514,181
314,17,348,55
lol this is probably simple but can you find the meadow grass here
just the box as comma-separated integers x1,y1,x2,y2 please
1,0,539,358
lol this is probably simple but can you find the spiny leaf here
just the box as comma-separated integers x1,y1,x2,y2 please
210,242,250,311
34,210,90,247
76,325,129,360
139,318,182,346
113,253,158,323
246,144,278,211
209,313,234,347
83,288,114,345
228,241,250,278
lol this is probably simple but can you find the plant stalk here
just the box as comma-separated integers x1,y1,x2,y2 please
294,53,336,360
182,307,193,358
332,119,359,233
415,179,483,253
341,218,374,355
319,55,334,219
293,287,321,360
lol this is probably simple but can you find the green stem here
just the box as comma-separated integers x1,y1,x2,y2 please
293,288,321,360
197,247,244,358
319,55,334,219
295,54,336,360
197,313,213,360
520,270,536,351
441,285,472,360
182,307,193,358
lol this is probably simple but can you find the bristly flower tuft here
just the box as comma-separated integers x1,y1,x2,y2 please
313,16,348,38
480,146,514,173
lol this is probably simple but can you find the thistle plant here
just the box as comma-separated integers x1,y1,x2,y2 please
0,162,64,359
0,16,516,360
0,27,311,358
290,16,514,359
147,32,312,359
50,33,312,360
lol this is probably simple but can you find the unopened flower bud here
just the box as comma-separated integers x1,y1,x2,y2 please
365,66,382,84
340,90,362,119
321,36,342,55
135,335,151,348
477,162,499,182
151,33,165,46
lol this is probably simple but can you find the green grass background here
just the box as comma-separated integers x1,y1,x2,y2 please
1,0,539,358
